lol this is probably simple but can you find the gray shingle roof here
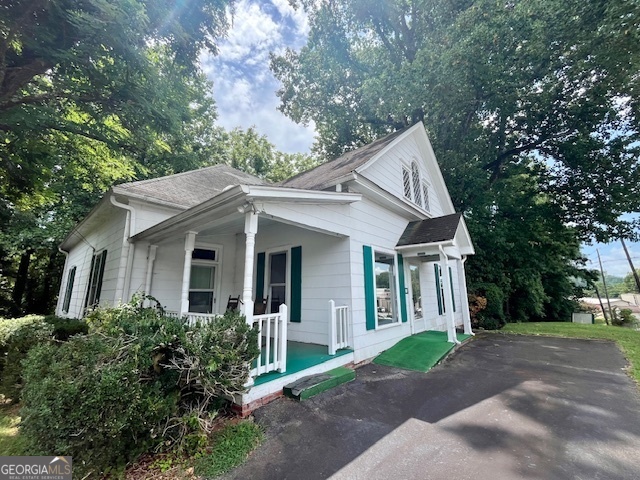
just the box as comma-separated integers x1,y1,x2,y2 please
396,213,462,246
279,128,408,190
114,164,266,208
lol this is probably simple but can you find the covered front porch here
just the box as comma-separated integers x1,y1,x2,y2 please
131,184,361,382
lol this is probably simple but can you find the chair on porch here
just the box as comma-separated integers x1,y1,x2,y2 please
226,295,242,312
253,296,269,315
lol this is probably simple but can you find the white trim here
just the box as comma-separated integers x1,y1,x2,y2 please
189,242,223,314
261,244,293,322
371,246,402,329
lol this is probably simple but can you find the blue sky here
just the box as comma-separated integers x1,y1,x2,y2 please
200,0,315,154
200,0,640,279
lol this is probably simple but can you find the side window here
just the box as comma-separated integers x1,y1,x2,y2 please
374,250,399,327
62,266,76,313
85,250,107,309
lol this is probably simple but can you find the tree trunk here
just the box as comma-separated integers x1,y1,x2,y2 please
11,249,33,316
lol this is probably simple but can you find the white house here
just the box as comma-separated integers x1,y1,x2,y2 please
56,122,474,410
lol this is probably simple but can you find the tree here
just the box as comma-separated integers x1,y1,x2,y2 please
270,0,631,324
0,0,234,315
622,270,640,294
272,0,640,241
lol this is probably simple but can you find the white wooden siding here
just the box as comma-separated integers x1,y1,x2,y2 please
56,207,126,317
359,133,445,217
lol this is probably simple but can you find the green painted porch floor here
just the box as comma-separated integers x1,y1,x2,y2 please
373,330,471,372
254,341,353,386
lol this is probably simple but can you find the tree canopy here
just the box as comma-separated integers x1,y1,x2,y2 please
0,0,235,315
271,0,640,325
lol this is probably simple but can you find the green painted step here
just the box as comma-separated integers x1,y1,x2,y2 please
283,367,356,401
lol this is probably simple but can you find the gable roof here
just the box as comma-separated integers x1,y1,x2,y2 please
113,164,266,208
279,128,408,190
396,213,462,246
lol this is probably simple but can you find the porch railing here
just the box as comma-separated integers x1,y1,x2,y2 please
165,311,220,327
329,300,350,355
250,304,288,377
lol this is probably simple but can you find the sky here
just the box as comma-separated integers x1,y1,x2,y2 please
200,0,640,279
200,0,315,154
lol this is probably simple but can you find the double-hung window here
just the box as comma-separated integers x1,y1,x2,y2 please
188,248,219,314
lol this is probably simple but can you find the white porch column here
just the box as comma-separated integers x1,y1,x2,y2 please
440,248,459,344
241,211,258,323
458,257,474,335
180,232,197,316
144,244,157,306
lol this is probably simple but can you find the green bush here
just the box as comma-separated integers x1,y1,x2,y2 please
19,301,260,477
0,316,52,402
612,308,638,327
0,315,88,402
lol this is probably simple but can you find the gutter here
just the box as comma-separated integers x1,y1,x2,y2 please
110,195,136,303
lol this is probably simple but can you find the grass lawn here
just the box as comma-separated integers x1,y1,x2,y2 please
0,403,27,456
500,322,640,385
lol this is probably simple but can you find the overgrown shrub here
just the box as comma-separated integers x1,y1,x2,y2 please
0,315,88,402
20,300,259,477
0,316,52,402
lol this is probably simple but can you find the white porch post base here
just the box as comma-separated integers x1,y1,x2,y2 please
328,300,337,355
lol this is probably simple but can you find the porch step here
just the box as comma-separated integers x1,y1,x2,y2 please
283,366,356,401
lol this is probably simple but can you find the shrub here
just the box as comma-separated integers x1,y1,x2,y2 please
0,316,52,402
0,315,88,402
19,301,259,477
612,308,638,327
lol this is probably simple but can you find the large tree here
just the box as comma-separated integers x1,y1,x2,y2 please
270,0,639,324
272,0,640,241
0,0,234,315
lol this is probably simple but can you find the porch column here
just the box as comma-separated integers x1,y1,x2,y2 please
180,232,197,315
144,244,158,306
440,247,459,344
241,211,258,323
458,257,474,335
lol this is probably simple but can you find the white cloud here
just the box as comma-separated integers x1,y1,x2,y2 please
201,0,315,154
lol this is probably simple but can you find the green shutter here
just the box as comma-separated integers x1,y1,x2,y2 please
435,263,443,315
363,245,376,330
255,252,265,300
94,250,107,304
290,246,302,322
397,254,408,323
449,266,456,312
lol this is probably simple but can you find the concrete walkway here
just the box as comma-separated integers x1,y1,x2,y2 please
225,334,640,480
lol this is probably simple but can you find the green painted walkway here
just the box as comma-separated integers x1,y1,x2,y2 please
373,330,471,372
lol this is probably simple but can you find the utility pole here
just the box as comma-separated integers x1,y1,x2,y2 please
620,238,640,293
597,249,615,324
594,285,609,325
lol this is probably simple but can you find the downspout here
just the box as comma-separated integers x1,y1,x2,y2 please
110,195,136,304
56,247,69,316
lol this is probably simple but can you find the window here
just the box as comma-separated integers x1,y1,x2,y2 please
62,266,76,313
411,161,423,208
189,248,218,313
268,252,287,313
402,160,430,212
402,167,412,200
374,250,399,326
85,250,107,309
422,181,430,212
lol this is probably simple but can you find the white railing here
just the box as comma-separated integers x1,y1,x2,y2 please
329,300,350,355
166,311,220,327
251,304,288,377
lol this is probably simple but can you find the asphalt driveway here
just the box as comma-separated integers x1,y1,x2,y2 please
225,334,640,480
